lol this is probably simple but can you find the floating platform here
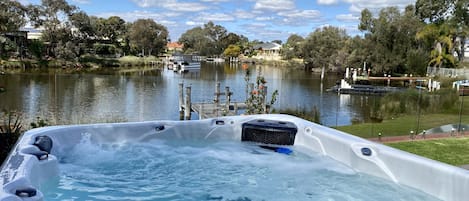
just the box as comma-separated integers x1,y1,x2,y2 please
327,85,403,95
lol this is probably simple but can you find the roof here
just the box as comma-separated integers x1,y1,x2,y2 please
253,42,281,50
167,42,184,49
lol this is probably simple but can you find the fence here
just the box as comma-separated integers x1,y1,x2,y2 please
427,67,469,79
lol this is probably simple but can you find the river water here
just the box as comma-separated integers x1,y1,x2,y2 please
0,63,376,127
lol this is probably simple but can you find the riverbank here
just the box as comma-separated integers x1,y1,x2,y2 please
0,55,162,70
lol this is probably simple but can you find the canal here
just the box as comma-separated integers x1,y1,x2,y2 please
0,63,378,127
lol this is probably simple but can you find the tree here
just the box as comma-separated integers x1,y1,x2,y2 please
449,0,469,61
223,44,241,57
357,6,424,74
69,11,95,44
29,0,77,58
128,19,168,56
0,0,27,33
204,21,227,55
220,33,241,50
417,24,456,68
179,27,207,54
103,16,126,46
178,21,235,56
358,9,374,33
282,34,304,59
415,0,469,63
271,40,282,45
415,0,453,24
303,26,348,70
0,0,27,57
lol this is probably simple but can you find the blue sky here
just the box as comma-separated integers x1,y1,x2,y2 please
21,0,416,42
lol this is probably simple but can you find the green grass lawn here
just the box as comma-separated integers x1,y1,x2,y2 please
336,96,469,138
335,113,469,139
334,96,468,166
386,138,469,166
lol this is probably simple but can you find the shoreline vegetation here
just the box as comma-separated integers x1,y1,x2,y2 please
0,57,307,73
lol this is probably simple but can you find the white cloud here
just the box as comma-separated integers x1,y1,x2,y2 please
194,12,235,22
278,9,323,25
164,2,209,12
200,0,230,2
342,0,416,13
71,0,90,4
233,9,257,19
255,16,275,21
336,13,359,22
253,0,295,11
278,9,321,19
97,10,178,23
242,23,290,41
185,21,204,26
131,0,208,12
317,0,338,5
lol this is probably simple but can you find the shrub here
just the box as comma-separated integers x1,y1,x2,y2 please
0,111,22,164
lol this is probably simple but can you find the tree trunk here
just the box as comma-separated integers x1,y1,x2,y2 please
460,37,466,61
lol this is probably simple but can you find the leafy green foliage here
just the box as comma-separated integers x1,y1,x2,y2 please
223,44,241,57
303,26,348,69
282,34,304,59
378,89,459,119
28,40,45,59
30,116,48,128
0,0,27,33
128,19,168,56
0,111,22,164
94,43,116,56
179,21,245,56
417,23,456,68
356,6,425,74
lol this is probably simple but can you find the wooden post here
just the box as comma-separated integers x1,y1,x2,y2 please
199,103,203,119
184,86,191,120
234,102,238,115
225,86,231,111
178,83,184,120
178,83,184,111
214,82,220,105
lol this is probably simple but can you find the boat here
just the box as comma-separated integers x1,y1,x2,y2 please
205,57,225,63
173,60,200,73
0,114,468,201
327,79,402,95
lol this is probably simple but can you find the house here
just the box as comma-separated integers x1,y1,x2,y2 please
166,42,184,53
20,27,43,40
252,42,282,61
1,31,28,58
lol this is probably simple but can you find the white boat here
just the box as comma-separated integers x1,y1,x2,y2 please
174,60,200,73
205,57,225,63
0,114,468,201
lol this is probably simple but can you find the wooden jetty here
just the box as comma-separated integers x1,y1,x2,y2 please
357,76,429,81
178,82,248,120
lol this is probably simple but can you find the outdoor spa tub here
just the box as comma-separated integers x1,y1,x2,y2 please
1,114,468,201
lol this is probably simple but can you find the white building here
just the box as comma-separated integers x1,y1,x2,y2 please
252,42,282,61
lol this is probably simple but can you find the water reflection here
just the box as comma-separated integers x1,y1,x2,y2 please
0,64,378,126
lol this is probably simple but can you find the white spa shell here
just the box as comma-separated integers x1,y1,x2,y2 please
1,114,468,201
